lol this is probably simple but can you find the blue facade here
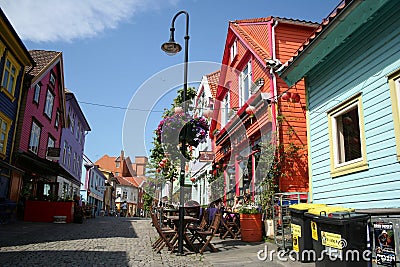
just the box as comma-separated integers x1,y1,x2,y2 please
280,0,400,208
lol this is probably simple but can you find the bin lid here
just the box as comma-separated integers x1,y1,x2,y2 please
306,206,355,216
355,208,400,215
289,203,327,211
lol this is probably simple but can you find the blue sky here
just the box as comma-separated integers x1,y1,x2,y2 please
1,0,339,161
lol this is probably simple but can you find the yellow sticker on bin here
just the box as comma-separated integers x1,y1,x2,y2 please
311,221,318,240
321,231,343,250
292,235,299,252
291,223,301,237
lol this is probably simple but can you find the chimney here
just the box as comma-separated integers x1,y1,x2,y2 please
120,150,124,160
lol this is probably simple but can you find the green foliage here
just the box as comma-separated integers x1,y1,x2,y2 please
142,192,154,211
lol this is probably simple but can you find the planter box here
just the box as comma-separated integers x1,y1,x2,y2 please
240,213,263,242
24,200,74,223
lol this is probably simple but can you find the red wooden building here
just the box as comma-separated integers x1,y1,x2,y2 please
209,17,318,204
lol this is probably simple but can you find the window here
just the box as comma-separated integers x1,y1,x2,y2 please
55,111,60,128
62,141,67,165
49,72,56,86
29,121,41,154
239,61,252,107
33,83,41,104
47,136,55,149
73,152,77,172
230,39,237,62
76,122,80,140
0,113,12,157
328,93,368,177
221,93,230,127
116,161,120,168
122,191,128,199
1,55,19,98
389,70,400,161
69,113,75,133
67,146,71,167
115,172,119,177
44,89,54,118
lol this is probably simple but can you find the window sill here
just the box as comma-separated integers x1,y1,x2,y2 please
330,161,369,177
0,87,16,102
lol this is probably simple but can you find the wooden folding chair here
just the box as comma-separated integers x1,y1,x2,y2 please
195,212,222,254
188,209,209,243
150,213,176,253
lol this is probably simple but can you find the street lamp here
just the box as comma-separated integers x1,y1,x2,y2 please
161,10,189,256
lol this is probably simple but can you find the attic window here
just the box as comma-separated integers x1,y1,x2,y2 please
230,39,237,62
49,72,56,86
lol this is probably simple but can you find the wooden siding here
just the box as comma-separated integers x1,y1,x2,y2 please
275,23,317,64
0,49,24,162
307,5,400,208
19,62,63,158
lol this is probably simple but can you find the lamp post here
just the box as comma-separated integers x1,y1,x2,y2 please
161,10,189,256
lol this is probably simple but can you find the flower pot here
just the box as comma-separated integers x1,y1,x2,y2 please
240,213,263,242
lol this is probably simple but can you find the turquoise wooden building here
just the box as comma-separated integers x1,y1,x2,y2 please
279,0,400,209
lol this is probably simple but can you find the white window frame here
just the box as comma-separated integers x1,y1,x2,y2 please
239,60,252,107
29,121,41,154
230,39,237,62
44,89,54,118
55,111,60,128
328,93,368,177
221,93,230,127
33,83,41,103
67,146,71,167
47,136,55,149
49,72,56,86
62,141,67,165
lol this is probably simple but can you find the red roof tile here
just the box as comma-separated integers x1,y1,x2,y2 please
206,70,220,98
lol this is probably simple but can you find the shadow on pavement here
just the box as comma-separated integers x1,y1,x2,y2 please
0,251,128,266
0,217,138,247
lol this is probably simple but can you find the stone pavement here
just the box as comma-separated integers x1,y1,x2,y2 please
0,216,314,267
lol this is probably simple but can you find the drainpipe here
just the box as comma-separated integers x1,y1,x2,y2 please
269,19,279,135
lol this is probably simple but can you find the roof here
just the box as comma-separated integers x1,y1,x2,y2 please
65,90,91,131
229,17,319,64
27,50,61,76
280,0,351,73
206,70,220,98
115,176,139,187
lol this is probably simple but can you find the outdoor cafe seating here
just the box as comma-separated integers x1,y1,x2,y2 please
150,205,242,255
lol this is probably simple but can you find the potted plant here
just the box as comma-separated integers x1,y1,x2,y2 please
238,202,263,242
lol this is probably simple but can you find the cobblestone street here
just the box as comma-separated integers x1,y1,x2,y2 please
0,217,313,267
0,217,212,267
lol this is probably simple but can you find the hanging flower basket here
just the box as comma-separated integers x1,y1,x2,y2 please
156,113,209,149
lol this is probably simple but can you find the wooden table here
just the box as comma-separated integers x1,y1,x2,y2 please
167,215,199,253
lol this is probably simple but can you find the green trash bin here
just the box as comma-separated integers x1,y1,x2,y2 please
289,203,327,262
305,208,369,267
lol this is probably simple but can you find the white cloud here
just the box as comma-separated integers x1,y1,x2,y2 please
1,0,178,42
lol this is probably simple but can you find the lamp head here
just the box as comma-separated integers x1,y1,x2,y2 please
161,40,182,56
